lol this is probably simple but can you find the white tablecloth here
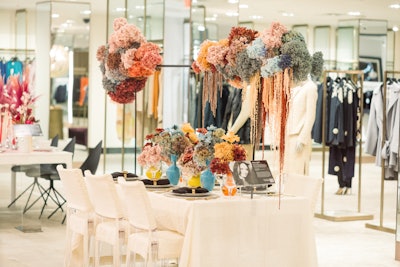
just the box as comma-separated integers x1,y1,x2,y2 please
149,192,318,267
0,150,73,202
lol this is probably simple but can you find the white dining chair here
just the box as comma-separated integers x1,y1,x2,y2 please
56,165,94,267
117,178,184,267
284,173,323,215
84,171,128,267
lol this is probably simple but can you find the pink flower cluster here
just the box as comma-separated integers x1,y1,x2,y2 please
261,22,288,49
137,144,164,167
97,17,163,104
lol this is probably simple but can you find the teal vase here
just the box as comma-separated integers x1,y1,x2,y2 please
166,154,180,185
201,160,215,191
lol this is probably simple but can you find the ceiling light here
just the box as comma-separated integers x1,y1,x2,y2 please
197,25,205,31
80,10,91,15
389,4,400,9
393,26,399,32
282,12,294,17
239,4,248,9
51,13,60,18
205,17,216,22
348,11,361,16
226,11,239,17
228,0,239,3
250,15,263,20
115,7,126,12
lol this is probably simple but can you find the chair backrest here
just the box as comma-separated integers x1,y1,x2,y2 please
63,137,76,154
56,165,93,212
50,134,59,147
84,171,125,219
40,137,76,172
80,140,102,175
118,178,157,231
284,173,323,213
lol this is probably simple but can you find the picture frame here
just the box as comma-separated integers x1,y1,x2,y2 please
229,160,274,187
359,56,382,82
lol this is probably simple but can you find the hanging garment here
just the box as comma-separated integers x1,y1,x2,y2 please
53,84,67,103
79,76,88,106
203,84,230,129
365,84,383,157
221,86,250,144
365,82,400,178
328,146,356,186
314,77,360,180
5,58,23,82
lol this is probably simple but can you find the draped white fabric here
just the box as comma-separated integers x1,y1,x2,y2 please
149,193,318,267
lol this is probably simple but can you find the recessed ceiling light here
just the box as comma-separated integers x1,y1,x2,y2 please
80,10,91,15
205,17,217,21
282,12,294,17
226,11,239,17
393,26,399,32
250,15,263,20
389,4,400,9
51,13,60,18
239,4,248,9
325,13,344,16
228,0,239,3
348,11,361,16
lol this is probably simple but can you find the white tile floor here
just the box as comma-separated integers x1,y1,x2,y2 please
0,147,399,266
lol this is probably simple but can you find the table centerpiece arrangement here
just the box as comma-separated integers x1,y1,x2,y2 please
0,70,39,150
209,131,247,196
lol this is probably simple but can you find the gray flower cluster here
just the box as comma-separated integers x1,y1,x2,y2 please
235,50,263,83
280,40,312,83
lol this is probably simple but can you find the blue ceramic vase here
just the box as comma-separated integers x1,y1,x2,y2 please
200,160,215,191
166,154,180,185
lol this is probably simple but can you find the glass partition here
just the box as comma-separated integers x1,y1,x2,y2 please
337,19,388,76
314,26,334,70
292,24,309,44
336,26,358,70
35,1,91,142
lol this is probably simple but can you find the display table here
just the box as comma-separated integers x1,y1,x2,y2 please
0,149,73,203
148,192,318,267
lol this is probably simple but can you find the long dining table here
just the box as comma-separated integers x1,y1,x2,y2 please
0,149,73,203
148,191,318,267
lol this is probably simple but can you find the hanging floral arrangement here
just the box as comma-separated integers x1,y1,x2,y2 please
96,17,163,104
191,21,324,182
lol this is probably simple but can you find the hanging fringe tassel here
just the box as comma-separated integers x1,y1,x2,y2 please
202,71,224,127
249,72,261,146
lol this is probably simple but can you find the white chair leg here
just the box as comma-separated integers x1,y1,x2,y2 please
113,239,120,266
64,225,72,267
83,232,89,267
126,250,131,267
94,238,99,267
